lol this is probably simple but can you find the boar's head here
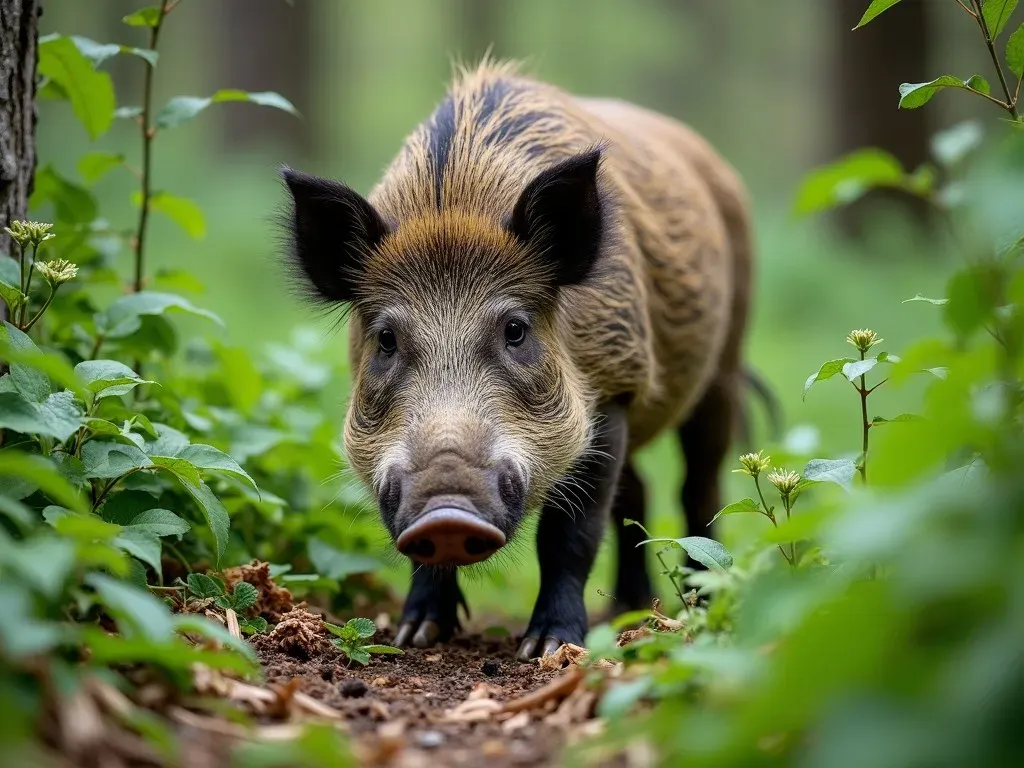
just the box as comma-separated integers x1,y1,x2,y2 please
281,149,605,566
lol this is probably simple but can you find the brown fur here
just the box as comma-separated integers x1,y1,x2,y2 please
344,60,750,502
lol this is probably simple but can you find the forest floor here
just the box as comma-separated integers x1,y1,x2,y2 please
146,564,625,768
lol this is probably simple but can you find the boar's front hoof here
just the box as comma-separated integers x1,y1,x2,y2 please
515,635,565,661
395,619,442,649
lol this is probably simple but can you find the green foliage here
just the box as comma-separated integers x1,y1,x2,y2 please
325,618,403,666
853,0,903,29
982,0,1018,39
576,6,1024,765
37,35,115,140
899,74,991,109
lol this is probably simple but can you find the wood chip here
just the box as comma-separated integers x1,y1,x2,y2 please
225,607,241,640
467,682,503,700
424,653,442,662
500,711,532,733
501,665,584,714
538,642,589,670
443,698,504,723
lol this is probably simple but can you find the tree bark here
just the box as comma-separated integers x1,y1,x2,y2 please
0,0,39,260
834,0,932,238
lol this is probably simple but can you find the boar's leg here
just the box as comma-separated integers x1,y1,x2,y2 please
394,566,466,648
678,374,739,564
516,402,628,661
611,462,653,611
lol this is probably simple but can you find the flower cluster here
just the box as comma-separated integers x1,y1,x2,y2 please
4,220,55,249
766,469,801,499
734,450,772,478
846,328,882,354
35,259,79,286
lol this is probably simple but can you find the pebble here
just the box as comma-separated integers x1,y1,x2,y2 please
416,730,445,749
340,678,368,698
481,659,501,677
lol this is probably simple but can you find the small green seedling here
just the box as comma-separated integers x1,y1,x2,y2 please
325,618,403,666
186,573,268,635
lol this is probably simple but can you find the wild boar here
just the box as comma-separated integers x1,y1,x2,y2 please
280,60,757,660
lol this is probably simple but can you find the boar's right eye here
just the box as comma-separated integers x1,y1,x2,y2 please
378,329,397,355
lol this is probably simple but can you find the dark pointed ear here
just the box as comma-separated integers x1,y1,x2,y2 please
506,148,604,287
280,167,389,303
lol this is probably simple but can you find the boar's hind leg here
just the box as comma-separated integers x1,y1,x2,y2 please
611,462,653,611
516,402,628,661
678,372,740,564
394,566,466,648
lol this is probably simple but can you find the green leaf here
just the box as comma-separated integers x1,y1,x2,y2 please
230,582,259,612
597,677,651,719
78,151,124,183
966,74,991,95
239,616,269,635
345,617,377,639
364,644,404,655
0,452,87,513
622,517,651,536
803,358,856,399
187,572,226,599
74,359,153,398
903,294,948,305
142,423,191,457
899,76,979,109
115,105,143,119
67,36,158,68
176,444,257,492
1007,23,1024,77
181,481,230,565
637,535,733,571
81,440,152,479
96,291,223,338
122,7,163,27
0,535,76,598
794,149,905,215
944,266,998,338
344,647,371,665
3,322,51,402
0,390,84,441
87,572,174,640
802,458,858,490
126,508,191,537
931,121,984,166
149,455,202,487
155,89,299,129
307,538,383,580
131,191,205,239
709,498,761,525
983,0,1018,39
38,36,115,139
0,257,25,315
871,414,924,425
842,358,878,380
853,0,903,28
324,622,357,642
114,529,163,574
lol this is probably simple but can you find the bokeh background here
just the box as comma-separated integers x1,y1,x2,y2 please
35,0,1010,621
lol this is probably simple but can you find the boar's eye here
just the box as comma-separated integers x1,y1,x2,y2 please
504,320,527,347
378,328,397,355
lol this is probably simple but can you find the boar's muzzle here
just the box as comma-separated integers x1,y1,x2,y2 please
395,496,506,566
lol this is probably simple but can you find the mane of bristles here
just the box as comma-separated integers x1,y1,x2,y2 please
367,56,582,230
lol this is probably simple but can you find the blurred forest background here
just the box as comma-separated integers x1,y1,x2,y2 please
33,0,1018,616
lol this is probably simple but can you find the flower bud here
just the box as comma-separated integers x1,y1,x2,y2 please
734,450,771,478
846,329,882,354
766,468,801,498
35,258,78,286
4,220,55,248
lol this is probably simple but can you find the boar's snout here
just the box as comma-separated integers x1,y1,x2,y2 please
395,497,506,566
381,453,526,566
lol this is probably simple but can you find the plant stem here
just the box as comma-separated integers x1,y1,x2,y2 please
655,548,687,605
22,286,55,332
971,0,1020,120
782,496,796,564
132,0,171,293
858,349,870,484
754,475,794,566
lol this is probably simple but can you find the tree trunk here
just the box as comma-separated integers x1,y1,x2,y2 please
0,0,39,264
834,0,932,238
215,0,312,157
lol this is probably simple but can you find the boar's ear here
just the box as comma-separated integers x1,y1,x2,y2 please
280,167,389,303
506,148,603,287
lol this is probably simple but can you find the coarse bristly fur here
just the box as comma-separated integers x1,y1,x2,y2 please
280,56,753,586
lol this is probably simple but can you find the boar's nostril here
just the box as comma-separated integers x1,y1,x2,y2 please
396,507,506,566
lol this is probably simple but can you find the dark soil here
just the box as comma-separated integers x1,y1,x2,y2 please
256,630,572,766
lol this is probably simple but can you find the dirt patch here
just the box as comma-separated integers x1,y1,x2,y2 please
256,629,581,766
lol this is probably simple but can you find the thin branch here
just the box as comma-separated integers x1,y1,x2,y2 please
970,0,1020,120
866,378,888,395
955,0,977,17
132,0,171,293
858,350,869,483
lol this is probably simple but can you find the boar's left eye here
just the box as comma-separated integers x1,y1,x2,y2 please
378,328,397,355
504,320,527,347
